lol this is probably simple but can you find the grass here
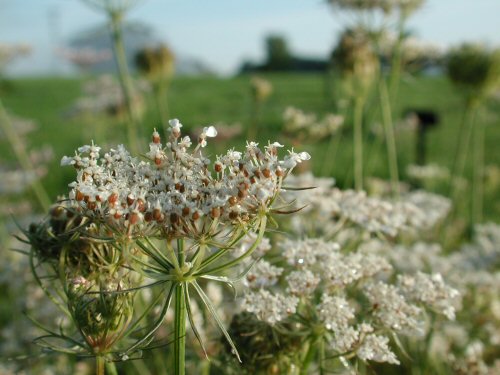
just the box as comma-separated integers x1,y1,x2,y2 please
1,73,499,221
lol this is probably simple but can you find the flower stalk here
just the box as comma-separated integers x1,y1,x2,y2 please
109,11,140,154
0,98,50,210
96,355,105,375
379,78,400,196
471,120,485,226
450,102,478,204
174,282,187,375
353,96,364,191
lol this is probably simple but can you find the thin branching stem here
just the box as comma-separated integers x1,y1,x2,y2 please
450,102,478,206
174,282,186,375
472,121,485,225
0,98,51,210
109,11,140,154
353,96,364,191
379,78,400,196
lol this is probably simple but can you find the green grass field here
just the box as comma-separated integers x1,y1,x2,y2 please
2,73,499,221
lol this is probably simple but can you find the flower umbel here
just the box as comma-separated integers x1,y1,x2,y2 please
56,120,309,367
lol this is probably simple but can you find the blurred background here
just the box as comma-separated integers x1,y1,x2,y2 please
2,0,500,76
0,0,499,373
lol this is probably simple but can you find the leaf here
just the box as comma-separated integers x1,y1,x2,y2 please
125,283,175,355
29,248,70,317
271,205,308,215
281,186,317,191
33,336,84,355
136,239,173,271
391,331,412,361
192,281,241,362
184,283,209,359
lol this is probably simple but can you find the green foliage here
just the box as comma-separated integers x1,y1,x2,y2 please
447,43,500,104
1,74,499,221
265,35,293,71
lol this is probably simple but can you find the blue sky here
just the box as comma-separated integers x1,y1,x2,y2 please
1,0,500,75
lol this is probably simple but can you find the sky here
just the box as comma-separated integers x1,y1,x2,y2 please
1,0,500,76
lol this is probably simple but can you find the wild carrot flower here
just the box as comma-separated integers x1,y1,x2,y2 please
57,119,310,371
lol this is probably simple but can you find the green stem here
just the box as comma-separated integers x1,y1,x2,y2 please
379,78,400,196
109,11,140,154
353,97,364,191
300,339,317,375
450,103,477,204
247,99,261,141
154,82,170,127
321,127,344,177
318,337,325,375
96,356,105,375
174,238,186,375
389,15,406,103
472,121,485,226
104,362,118,375
0,98,50,211
174,282,186,375
197,215,267,276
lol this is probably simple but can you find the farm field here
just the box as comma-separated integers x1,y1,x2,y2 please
2,73,499,220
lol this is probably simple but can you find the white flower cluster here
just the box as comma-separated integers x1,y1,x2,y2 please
357,333,400,365
317,294,355,332
400,190,452,229
284,173,451,237
364,281,423,333
281,238,392,287
232,232,272,260
68,74,149,118
58,47,112,69
0,42,31,68
250,77,273,102
241,289,298,325
245,260,284,289
398,272,460,320
358,226,500,370
406,163,450,181
283,106,344,140
61,119,310,238
285,269,320,296
240,235,460,366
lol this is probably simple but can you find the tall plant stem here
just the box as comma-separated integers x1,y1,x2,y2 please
321,129,343,177
247,100,261,141
105,362,118,375
318,337,326,375
0,98,50,211
174,238,186,375
96,356,105,375
450,103,478,203
174,283,186,375
472,121,485,226
154,82,169,127
300,340,317,375
353,96,365,191
389,15,406,103
379,78,400,196
109,11,140,154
